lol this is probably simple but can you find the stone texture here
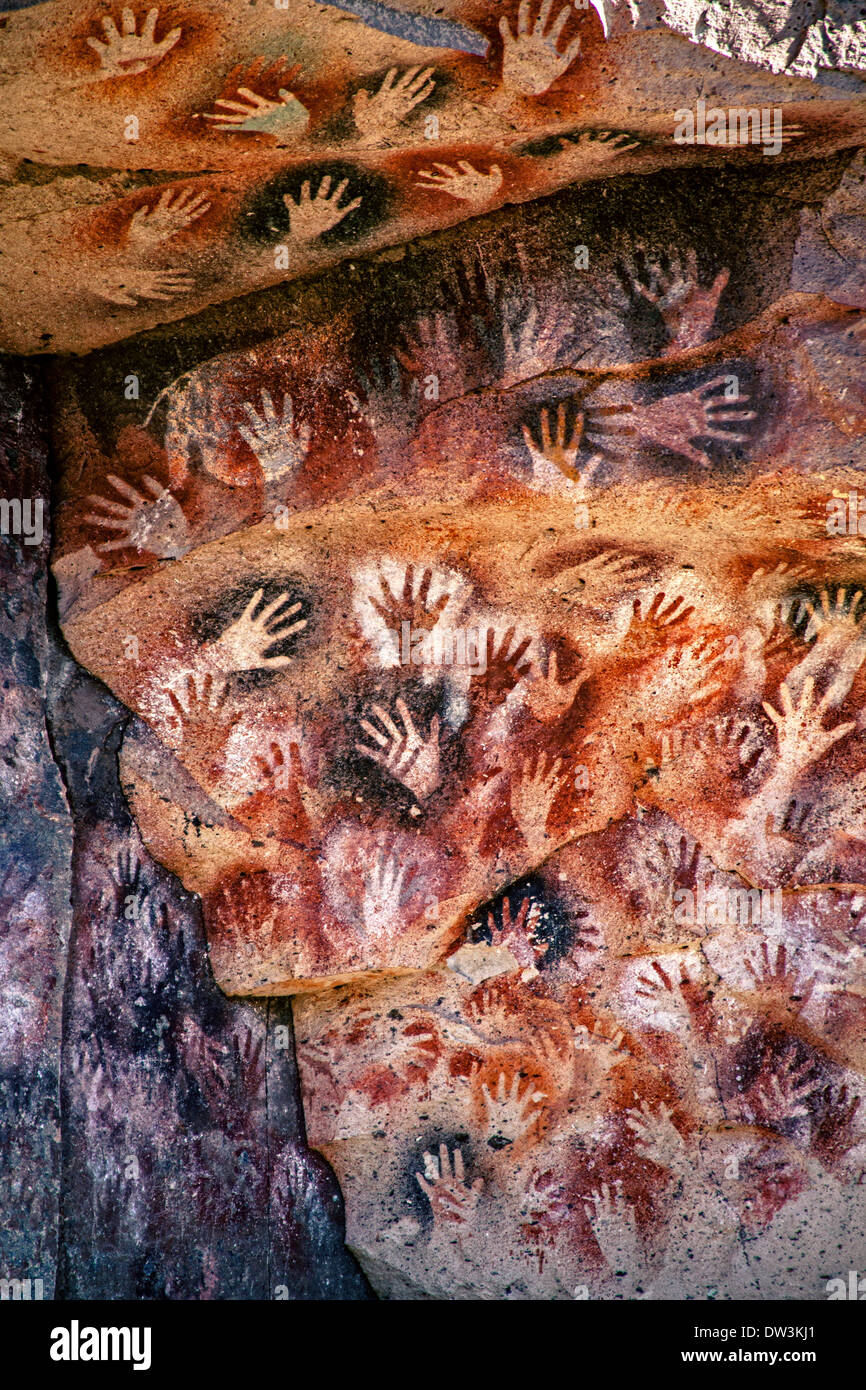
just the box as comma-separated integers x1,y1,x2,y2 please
0,0,864,352
0,363,370,1301
2,0,866,1303
0,360,70,1301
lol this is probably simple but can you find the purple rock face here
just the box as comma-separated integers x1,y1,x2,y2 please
2,0,866,1304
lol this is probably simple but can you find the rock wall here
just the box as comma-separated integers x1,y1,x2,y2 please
2,0,866,1302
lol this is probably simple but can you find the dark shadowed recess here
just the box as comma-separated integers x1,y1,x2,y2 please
237,160,394,248
52,152,857,458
